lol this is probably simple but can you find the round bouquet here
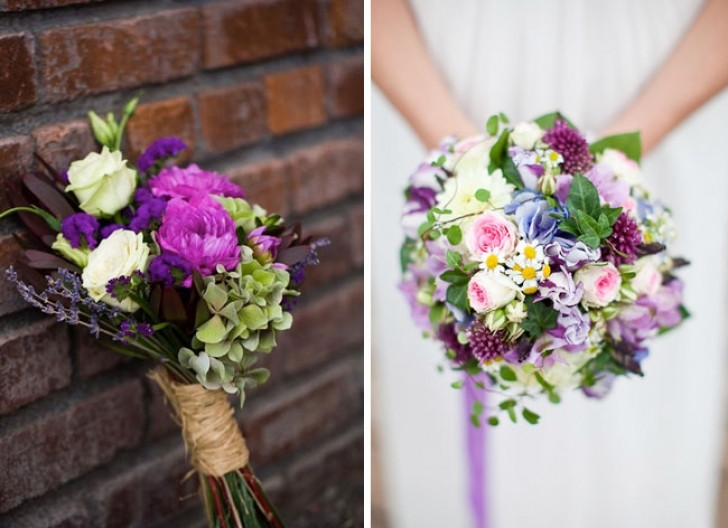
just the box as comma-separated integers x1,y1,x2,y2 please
1,99,327,527
399,112,688,425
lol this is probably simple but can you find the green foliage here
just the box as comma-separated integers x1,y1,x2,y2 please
520,297,558,339
446,249,462,268
451,380,464,389
522,408,540,424
400,237,416,273
446,224,463,245
589,132,642,162
488,129,510,174
533,111,576,130
88,97,139,151
431,154,447,167
446,283,469,313
560,175,623,249
499,365,517,382
501,156,524,189
488,416,500,426
486,115,500,136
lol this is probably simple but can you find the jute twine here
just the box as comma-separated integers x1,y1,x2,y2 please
149,367,249,477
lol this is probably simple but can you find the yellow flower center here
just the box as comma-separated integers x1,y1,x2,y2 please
512,264,522,272
485,254,499,270
524,246,537,260
549,151,560,162
644,233,651,243
522,266,536,280
542,264,551,278
523,286,538,295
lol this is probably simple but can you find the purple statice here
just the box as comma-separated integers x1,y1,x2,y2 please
603,213,642,266
137,137,188,173
537,271,584,311
61,213,100,249
149,253,193,287
248,226,282,264
543,120,593,175
156,196,241,276
437,323,473,364
545,235,601,271
466,323,510,363
282,237,331,311
100,223,124,239
505,191,561,244
148,164,244,201
585,163,629,208
129,195,167,233
105,275,132,299
546,305,591,352
119,320,155,342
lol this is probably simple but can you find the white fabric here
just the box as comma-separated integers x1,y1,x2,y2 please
372,1,728,527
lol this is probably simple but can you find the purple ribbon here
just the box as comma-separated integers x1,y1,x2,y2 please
465,373,488,528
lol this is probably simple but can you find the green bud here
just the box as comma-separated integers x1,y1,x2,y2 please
485,309,507,331
87,111,115,147
123,96,139,117
537,172,557,196
505,300,527,323
51,234,90,267
416,284,435,307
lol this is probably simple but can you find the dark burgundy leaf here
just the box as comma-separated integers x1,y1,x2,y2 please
161,286,188,325
277,246,310,266
22,173,75,219
24,249,80,274
6,184,56,241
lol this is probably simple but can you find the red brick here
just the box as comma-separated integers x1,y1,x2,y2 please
284,427,363,526
280,279,363,374
349,202,364,267
198,83,268,154
0,135,34,210
0,379,144,512
265,66,327,135
0,317,71,415
202,0,320,69
0,235,31,317
327,56,364,118
125,97,195,163
325,0,364,47
39,10,200,102
0,33,37,112
32,119,96,174
241,359,362,465
302,213,351,289
227,159,289,215
289,138,363,214
75,330,129,379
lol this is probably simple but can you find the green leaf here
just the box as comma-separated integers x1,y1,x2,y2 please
522,407,540,424
446,283,469,312
447,225,463,245
488,416,500,426
446,249,462,268
239,304,268,330
195,314,227,344
533,111,576,130
498,112,510,124
577,234,601,248
534,371,554,391
521,297,559,339
475,189,491,202
429,303,445,324
500,365,517,382
602,206,623,226
451,380,464,389
472,400,485,416
589,131,642,162
440,269,470,284
499,399,517,410
470,414,481,427
432,154,446,167
548,391,561,404
507,407,517,423
567,174,601,218
558,218,581,237
488,129,510,173
486,115,499,136
400,238,416,273
501,156,524,189
522,363,536,374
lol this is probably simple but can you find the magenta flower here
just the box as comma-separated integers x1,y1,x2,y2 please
156,196,240,276
248,226,282,265
148,164,244,201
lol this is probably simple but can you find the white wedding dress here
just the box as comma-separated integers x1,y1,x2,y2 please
373,1,728,527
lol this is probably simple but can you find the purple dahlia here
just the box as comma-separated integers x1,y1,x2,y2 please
148,164,244,201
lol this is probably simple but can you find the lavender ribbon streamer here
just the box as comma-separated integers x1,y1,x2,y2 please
465,373,488,528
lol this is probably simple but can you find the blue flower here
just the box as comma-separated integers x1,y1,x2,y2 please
505,191,561,244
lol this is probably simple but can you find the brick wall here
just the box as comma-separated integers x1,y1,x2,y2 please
0,1,363,526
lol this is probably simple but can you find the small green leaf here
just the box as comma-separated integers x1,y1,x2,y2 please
447,225,463,245
475,189,491,202
500,365,517,382
498,112,510,124
522,363,536,374
440,269,470,284
499,399,517,410
446,283,469,313
533,111,576,130
548,391,561,404
451,380,464,389
567,174,601,219
488,129,510,173
589,131,642,162
446,249,462,268
522,407,540,424
507,407,517,423
195,314,227,344
534,371,554,391
429,303,445,324
501,156,524,189
472,400,485,416
470,414,481,427
486,115,499,136
488,416,500,426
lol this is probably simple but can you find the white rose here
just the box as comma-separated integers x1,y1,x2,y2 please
574,262,621,308
598,148,642,186
51,233,90,268
82,230,150,312
467,271,517,313
66,146,137,217
511,122,545,149
632,257,662,296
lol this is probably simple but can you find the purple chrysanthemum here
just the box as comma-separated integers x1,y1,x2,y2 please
604,213,642,265
156,195,240,276
148,253,193,287
148,164,244,201
437,324,473,364
137,137,188,173
543,120,593,175
466,323,509,363
61,213,100,249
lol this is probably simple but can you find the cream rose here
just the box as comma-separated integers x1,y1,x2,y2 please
467,271,517,313
574,262,621,308
511,122,545,149
631,257,662,296
82,230,150,312
66,146,137,217
598,148,642,186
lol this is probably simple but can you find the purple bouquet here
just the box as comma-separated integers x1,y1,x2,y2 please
400,112,688,425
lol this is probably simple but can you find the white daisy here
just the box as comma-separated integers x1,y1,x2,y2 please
506,240,552,294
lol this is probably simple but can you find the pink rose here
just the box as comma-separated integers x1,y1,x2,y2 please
574,263,621,308
467,271,517,313
465,212,517,260
632,257,662,296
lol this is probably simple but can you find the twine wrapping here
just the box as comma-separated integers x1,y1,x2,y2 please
149,367,249,477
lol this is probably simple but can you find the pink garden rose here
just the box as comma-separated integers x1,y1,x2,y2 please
465,212,517,260
574,262,621,308
632,257,662,296
467,271,517,313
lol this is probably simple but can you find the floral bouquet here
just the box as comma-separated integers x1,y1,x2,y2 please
400,112,688,425
1,99,328,527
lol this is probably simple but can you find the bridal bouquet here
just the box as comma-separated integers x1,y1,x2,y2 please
1,99,327,527
400,112,687,425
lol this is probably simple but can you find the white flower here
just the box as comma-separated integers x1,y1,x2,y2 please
66,146,137,217
534,148,563,171
598,148,642,186
631,256,662,296
82,229,150,312
437,168,515,224
506,240,551,294
511,122,545,150
574,262,621,308
444,135,495,172
51,234,90,268
467,270,518,313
